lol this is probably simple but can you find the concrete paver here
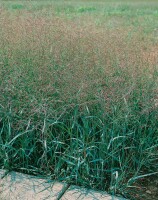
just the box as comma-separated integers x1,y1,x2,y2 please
0,170,126,200
0,171,65,200
61,185,124,200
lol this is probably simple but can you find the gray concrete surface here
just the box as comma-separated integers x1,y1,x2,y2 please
0,170,126,200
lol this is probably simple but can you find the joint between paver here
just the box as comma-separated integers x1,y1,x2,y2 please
57,183,71,200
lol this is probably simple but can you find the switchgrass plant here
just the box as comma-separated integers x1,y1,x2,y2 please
0,1,158,199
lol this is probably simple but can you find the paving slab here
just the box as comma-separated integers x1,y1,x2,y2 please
61,185,125,200
0,171,65,200
0,170,126,200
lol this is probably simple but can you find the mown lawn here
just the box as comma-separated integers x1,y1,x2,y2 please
0,1,158,199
